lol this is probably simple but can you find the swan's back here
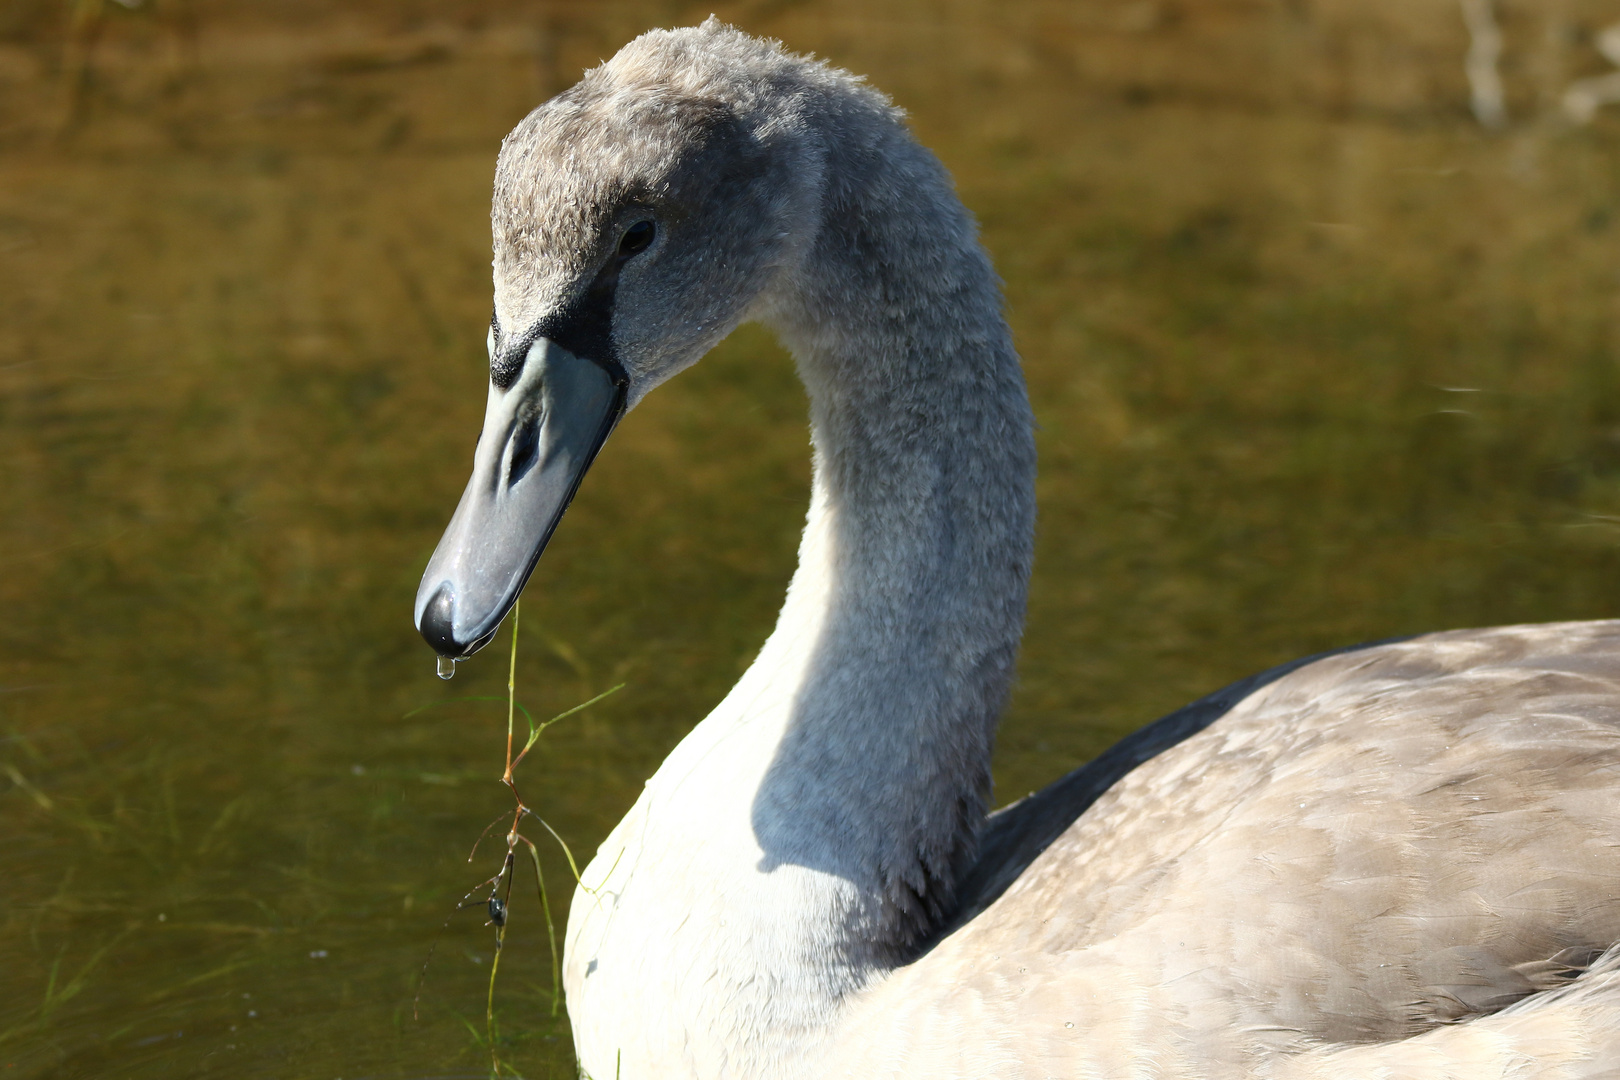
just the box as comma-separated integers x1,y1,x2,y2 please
834,621,1620,1077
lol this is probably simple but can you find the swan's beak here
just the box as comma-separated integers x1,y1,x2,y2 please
414,338,626,659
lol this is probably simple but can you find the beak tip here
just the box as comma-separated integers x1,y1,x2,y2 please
418,581,466,658
417,580,504,660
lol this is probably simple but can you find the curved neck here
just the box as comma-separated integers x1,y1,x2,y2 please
755,134,1037,952
566,99,1035,1079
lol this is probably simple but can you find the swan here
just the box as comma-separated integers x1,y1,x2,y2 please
413,20,1620,1079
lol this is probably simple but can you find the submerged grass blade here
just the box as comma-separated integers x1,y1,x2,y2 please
3,761,55,811
42,928,129,1020
0,928,133,1047
403,696,536,729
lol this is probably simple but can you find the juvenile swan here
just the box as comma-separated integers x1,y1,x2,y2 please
414,21,1620,1079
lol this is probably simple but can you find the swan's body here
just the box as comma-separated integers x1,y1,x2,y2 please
412,21,1620,1079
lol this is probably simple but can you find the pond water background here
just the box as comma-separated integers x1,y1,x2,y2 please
6,0,1620,1076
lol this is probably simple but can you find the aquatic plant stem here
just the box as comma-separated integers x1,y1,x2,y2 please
486,919,504,1074
417,599,623,1063
487,601,521,1076
505,599,519,786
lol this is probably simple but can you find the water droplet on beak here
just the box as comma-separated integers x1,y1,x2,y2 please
436,656,457,680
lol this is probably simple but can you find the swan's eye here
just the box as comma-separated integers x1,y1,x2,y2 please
618,220,655,258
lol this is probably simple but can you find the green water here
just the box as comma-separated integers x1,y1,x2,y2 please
6,1,1620,1076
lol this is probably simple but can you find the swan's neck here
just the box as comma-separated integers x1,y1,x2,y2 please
565,109,1035,1077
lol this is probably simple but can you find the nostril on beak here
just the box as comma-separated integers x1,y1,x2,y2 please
419,582,462,657
507,420,541,486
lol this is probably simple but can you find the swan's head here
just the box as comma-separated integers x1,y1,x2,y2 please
415,21,827,659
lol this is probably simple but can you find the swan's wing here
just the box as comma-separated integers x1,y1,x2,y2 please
1274,941,1620,1080
945,636,1411,937
881,621,1620,1075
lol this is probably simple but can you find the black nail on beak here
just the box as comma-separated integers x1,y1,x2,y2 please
420,582,461,657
